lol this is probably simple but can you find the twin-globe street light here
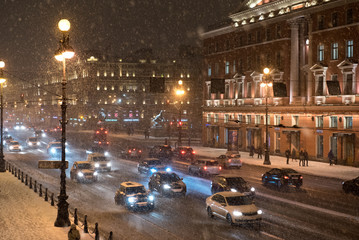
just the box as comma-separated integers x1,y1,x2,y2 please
176,80,185,146
54,19,74,227
0,61,6,173
261,67,272,165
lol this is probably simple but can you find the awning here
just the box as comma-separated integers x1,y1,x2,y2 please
333,133,355,137
282,130,300,134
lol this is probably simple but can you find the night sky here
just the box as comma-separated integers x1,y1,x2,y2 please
0,0,241,78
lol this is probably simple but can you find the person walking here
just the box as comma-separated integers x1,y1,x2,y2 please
68,224,80,240
291,148,297,162
249,145,254,158
304,149,309,166
328,149,334,166
257,146,263,159
299,149,304,166
285,149,291,164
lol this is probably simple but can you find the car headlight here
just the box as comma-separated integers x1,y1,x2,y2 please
21,126,26,130
28,142,32,146
250,187,255,192
107,162,111,167
148,195,154,201
104,151,109,156
94,163,100,168
230,188,237,192
150,168,157,173
50,148,56,154
37,142,40,146
93,172,98,176
163,184,171,189
14,126,19,130
77,172,84,177
257,210,263,215
233,211,243,217
128,197,136,203
42,133,46,137
9,146,13,150
165,167,172,172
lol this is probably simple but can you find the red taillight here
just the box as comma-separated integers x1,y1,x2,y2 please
107,142,109,144
96,131,99,134
204,166,207,170
284,176,289,179
128,150,132,153
219,166,222,170
181,151,185,154
98,141,102,144
228,159,231,163
192,151,195,154
139,150,142,153
300,176,303,179
105,131,108,134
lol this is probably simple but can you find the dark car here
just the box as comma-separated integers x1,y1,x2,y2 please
121,146,143,159
262,168,303,189
342,176,359,195
149,145,173,159
172,146,195,161
148,172,186,196
138,158,171,174
211,174,255,197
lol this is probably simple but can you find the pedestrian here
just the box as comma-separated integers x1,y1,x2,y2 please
328,149,334,166
299,149,304,166
291,148,297,162
249,145,254,158
285,149,291,164
257,147,263,159
68,224,80,240
304,149,309,166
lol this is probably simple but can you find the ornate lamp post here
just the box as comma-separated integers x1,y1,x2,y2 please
261,67,272,165
54,19,74,227
176,80,185,146
0,61,6,172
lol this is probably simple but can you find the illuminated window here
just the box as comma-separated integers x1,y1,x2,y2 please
224,114,229,123
331,43,338,60
207,114,211,122
111,86,114,90
104,86,107,91
318,44,324,61
97,71,100,77
97,85,100,90
346,40,354,58
214,114,219,123
111,72,114,77
104,71,107,77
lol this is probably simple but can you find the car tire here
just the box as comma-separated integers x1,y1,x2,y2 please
343,185,350,194
277,180,282,190
207,207,213,218
226,214,233,225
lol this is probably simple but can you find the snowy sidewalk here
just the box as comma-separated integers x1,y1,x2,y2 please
0,171,94,240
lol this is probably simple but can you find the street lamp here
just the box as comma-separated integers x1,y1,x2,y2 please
0,60,6,173
261,67,272,165
176,80,185,146
54,19,74,227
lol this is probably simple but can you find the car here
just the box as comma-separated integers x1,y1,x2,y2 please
26,137,40,148
87,153,111,172
8,141,21,152
86,146,109,157
149,145,173,159
34,130,46,138
47,142,62,156
188,159,221,176
262,168,303,189
206,192,262,226
148,172,186,197
138,158,171,174
342,176,359,195
70,161,98,183
216,154,242,169
172,146,195,161
121,146,143,159
114,181,155,211
4,135,13,145
211,174,255,197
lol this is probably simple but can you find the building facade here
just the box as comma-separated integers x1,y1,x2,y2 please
202,0,359,166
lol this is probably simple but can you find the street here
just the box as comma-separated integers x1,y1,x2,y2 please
4,129,359,240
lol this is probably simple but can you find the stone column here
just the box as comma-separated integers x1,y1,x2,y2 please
289,20,300,104
306,16,313,104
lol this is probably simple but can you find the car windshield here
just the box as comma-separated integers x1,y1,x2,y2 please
206,161,219,166
10,142,19,145
29,138,37,142
230,154,241,158
282,168,298,174
160,173,180,182
51,143,61,148
126,186,146,194
226,177,247,186
226,196,253,206
147,160,161,166
78,163,93,169
92,156,107,162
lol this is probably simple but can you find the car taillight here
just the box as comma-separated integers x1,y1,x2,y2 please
204,166,207,170
228,159,231,163
128,150,132,153
139,150,142,153
99,141,102,144
284,176,289,179
181,151,185,154
300,176,303,179
107,142,109,144
192,151,195,154
219,166,222,170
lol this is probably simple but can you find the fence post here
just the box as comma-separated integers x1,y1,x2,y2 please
34,180,37,193
29,177,32,189
17,169,20,180
93,222,99,240
14,167,17,177
21,172,24,183
25,174,28,186
74,208,78,225
39,184,42,197
83,215,88,233
11,165,14,175
108,231,113,240
51,193,54,206
45,188,48,201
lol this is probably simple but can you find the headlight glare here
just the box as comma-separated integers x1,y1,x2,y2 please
257,210,263,215
233,211,242,217
250,187,255,192
78,172,84,177
128,197,136,203
165,167,172,172
148,195,154,201
163,184,171,189
107,162,111,167
150,168,157,173
93,172,98,176
95,163,100,168
230,188,237,192
51,148,56,154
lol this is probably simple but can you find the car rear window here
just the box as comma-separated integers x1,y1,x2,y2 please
206,161,219,166
226,196,253,206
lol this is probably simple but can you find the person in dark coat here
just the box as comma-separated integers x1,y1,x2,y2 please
249,145,254,158
328,150,334,166
291,148,297,162
285,149,291,164
299,149,304,166
257,147,263,159
304,149,309,166
68,224,80,240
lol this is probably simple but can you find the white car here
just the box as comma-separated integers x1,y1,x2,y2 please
206,192,262,227
216,154,242,169
188,159,221,176
26,137,40,148
87,153,111,172
8,141,21,152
